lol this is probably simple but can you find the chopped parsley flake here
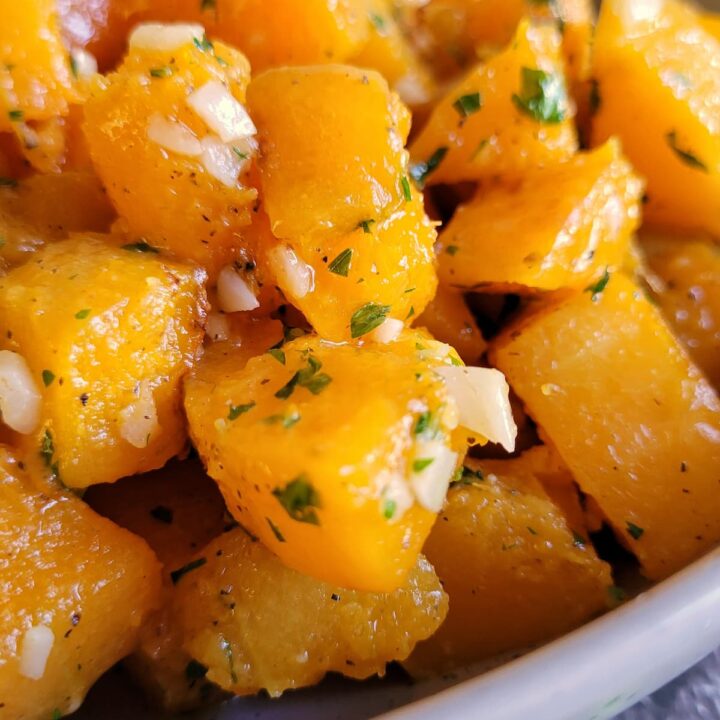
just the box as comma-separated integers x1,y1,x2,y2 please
573,531,587,548
383,499,397,520
170,557,207,584
227,402,255,420
409,147,448,189
328,248,353,277
266,517,286,542
275,356,332,399
607,585,627,604
267,348,286,365
193,34,214,52
150,505,174,524
400,175,412,202
185,659,208,681
445,245,459,256
200,0,216,9
527,526,538,536
74,308,91,319
41,369,55,387
452,92,483,118
150,66,173,78
512,67,567,124
452,465,484,485
414,411,432,435
626,521,645,540
264,409,301,428
406,305,415,320
584,268,610,301
369,12,387,33
122,240,160,253
666,131,709,172
69,53,79,79
8,109,23,122
51,710,63,720
412,457,435,473
350,302,390,338
232,146,248,160
40,429,59,479
273,474,321,525
358,219,376,234
220,636,238,684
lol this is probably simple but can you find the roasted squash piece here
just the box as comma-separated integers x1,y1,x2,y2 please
410,21,577,187
172,528,447,696
83,25,257,278
349,0,435,106
185,332,468,592
0,447,161,720
257,187,437,343
417,285,487,364
437,140,643,292
406,448,611,674
642,234,720,389
247,65,411,241
0,0,77,129
86,459,227,712
491,273,720,581
0,236,207,489
591,0,720,237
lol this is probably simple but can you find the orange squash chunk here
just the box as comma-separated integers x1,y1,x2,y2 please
0,448,161,719
83,29,257,278
0,236,206,489
410,20,577,187
172,528,447,696
591,0,720,237
642,234,720,389
257,187,437,343
184,332,464,592
247,65,411,241
406,447,611,675
86,459,227,712
437,140,643,292
491,273,720,581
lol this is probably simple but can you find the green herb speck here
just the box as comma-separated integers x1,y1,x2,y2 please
350,302,390,338
412,457,435,473
512,67,567,124
122,240,160,253
400,175,412,202
272,474,321,525
328,248,353,277
42,370,55,387
228,402,255,420
170,557,207,584
74,308,91,319
584,268,610,301
453,92,482,118
409,147,448,189
267,348,286,365
626,521,644,540
666,131,709,172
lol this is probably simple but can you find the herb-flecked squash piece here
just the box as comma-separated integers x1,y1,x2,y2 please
184,332,464,592
410,20,577,187
642,234,720,389
83,28,257,279
171,528,447,696
406,447,611,675
246,64,411,241
491,273,720,581
437,140,643,293
256,185,437,343
0,236,207,489
86,458,227,712
132,0,372,73
0,447,162,720
591,0,720,237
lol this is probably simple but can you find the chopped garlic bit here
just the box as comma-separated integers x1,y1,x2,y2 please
369,317,404,344
0,350,41,435
217,265,260,312
435,365,517,452
19,625,54,680
206,311,230,342
200,135,245,187
377,469,415,523
70,49,98,79
268,245,315,299
119,381,158,449
129,22,205,52
187,81,257,143
410,440,458,512
147,114,202,157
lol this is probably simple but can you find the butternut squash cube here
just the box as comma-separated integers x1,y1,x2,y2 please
410,21,577,186
491,273,720,580
591,0,720,236
437,140,643,292
406,447,611,674
83,30,257,278
642,234,720,389
184,332,464,592
247,65,411,241
86,458,227,712
172,528,447,696
0,236,207,488
0,448,161,720
258,187,437,343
